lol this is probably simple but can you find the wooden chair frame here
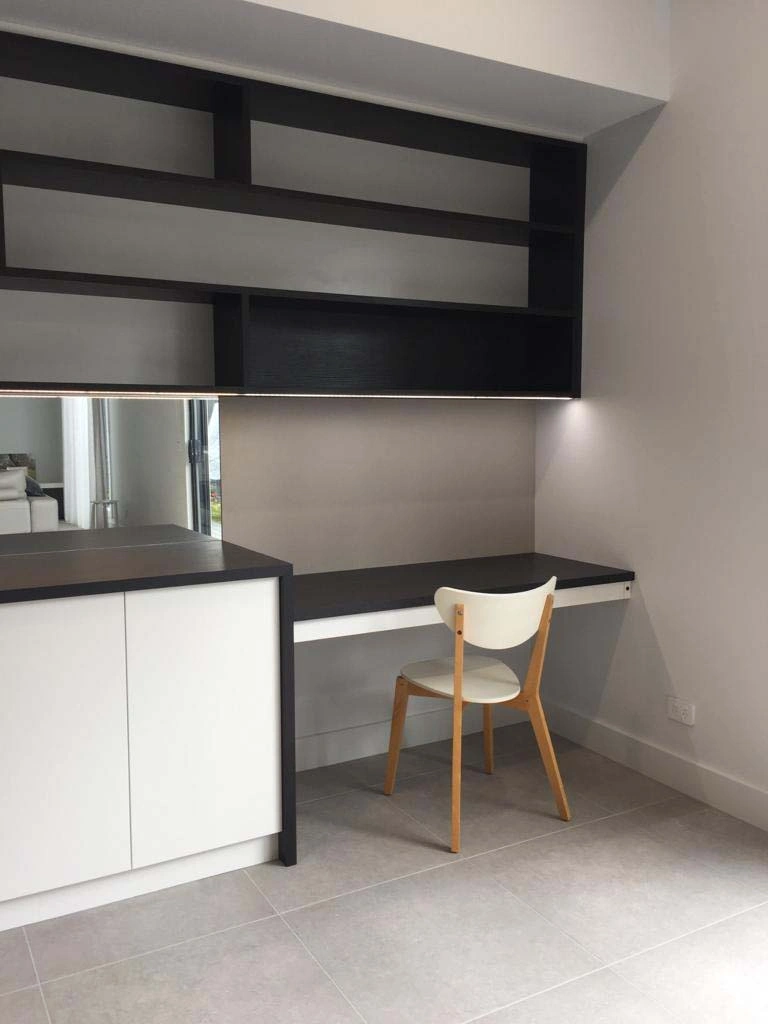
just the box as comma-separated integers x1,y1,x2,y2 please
383,593,570,853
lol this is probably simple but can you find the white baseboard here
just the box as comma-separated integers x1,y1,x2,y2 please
546,701,768,832
297,704,527,771
0,835,277,931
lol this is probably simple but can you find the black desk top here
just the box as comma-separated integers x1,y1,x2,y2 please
0,524,291,605
294,552,634,620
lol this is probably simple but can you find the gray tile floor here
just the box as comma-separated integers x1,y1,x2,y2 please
3,723,768,1023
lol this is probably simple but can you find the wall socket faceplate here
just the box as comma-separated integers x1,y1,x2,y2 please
667,696,696,726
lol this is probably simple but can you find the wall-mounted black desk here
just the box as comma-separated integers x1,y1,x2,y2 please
294,552,634,643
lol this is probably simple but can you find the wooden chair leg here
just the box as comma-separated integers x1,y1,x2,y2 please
529,698,571,821
451,700,463,853
383,676,409,795
483,704,494,774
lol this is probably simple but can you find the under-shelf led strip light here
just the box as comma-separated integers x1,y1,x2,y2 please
0,387,574,400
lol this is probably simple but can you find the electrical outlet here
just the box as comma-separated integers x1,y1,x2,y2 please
667,696,696,726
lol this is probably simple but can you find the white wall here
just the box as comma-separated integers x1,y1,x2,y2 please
0,397,63,481
108,399,190,529
535,0,768,828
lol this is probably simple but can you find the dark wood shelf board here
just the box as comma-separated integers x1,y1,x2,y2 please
0,149,573,246
249,81,584,167
0,267,216,304
0,30,228,112
0,380,240,396
0,267,576,318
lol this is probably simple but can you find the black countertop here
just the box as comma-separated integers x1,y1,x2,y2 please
0,525,291,604
294,552,634,620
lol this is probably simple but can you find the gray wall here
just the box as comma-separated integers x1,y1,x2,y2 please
0,76,214,386
0,291,213,388
0,397,63,481
535,0,768,829
221,396,535,767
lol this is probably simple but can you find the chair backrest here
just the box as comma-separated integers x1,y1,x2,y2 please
434,577,557,650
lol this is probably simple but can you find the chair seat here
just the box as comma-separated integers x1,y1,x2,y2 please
400,655,521,704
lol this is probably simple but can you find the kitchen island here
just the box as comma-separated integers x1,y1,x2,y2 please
0,525,294,930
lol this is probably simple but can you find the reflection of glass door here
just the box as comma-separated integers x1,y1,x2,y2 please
187,400,221,538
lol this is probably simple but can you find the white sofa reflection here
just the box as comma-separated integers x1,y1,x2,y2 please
0,468,59,535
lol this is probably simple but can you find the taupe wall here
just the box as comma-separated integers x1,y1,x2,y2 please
221,397,534,572
535,0,768,828
221,396,535,768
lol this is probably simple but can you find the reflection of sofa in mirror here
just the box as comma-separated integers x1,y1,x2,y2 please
0,467,59,535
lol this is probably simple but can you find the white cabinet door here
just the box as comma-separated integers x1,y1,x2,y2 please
0,594,131,902
126,578,281,868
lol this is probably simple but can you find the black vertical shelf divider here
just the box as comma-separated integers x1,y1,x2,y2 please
212,82,252,184
0,166,6,269
213,292,248,388
528,142,586,396
212,84,251,390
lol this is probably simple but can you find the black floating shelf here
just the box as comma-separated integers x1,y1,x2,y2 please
0,267,218,304
0,150,574,247
0,267,575,318
0,381,239,396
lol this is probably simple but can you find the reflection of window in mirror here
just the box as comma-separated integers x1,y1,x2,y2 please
0,396,221,537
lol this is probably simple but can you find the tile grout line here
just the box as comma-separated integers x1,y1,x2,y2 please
604,966,688,1024
296,739,577,807
383,793,463,850
22,926,53,1024
253,794,691,919
0,982,41,999
259,856,465,915
296,759,494,807
27,912,278,987
487,874,607,967
297,744,669,818
605,896,768,969
242,869,369,1023
468,806,768,985
459,793,686,863
459,966,608,1024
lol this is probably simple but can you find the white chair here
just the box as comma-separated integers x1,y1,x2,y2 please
383,577,570,853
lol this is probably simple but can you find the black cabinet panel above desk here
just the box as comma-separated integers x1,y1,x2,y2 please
243,298,576,397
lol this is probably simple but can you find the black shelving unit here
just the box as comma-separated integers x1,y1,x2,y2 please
0,30,586,398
